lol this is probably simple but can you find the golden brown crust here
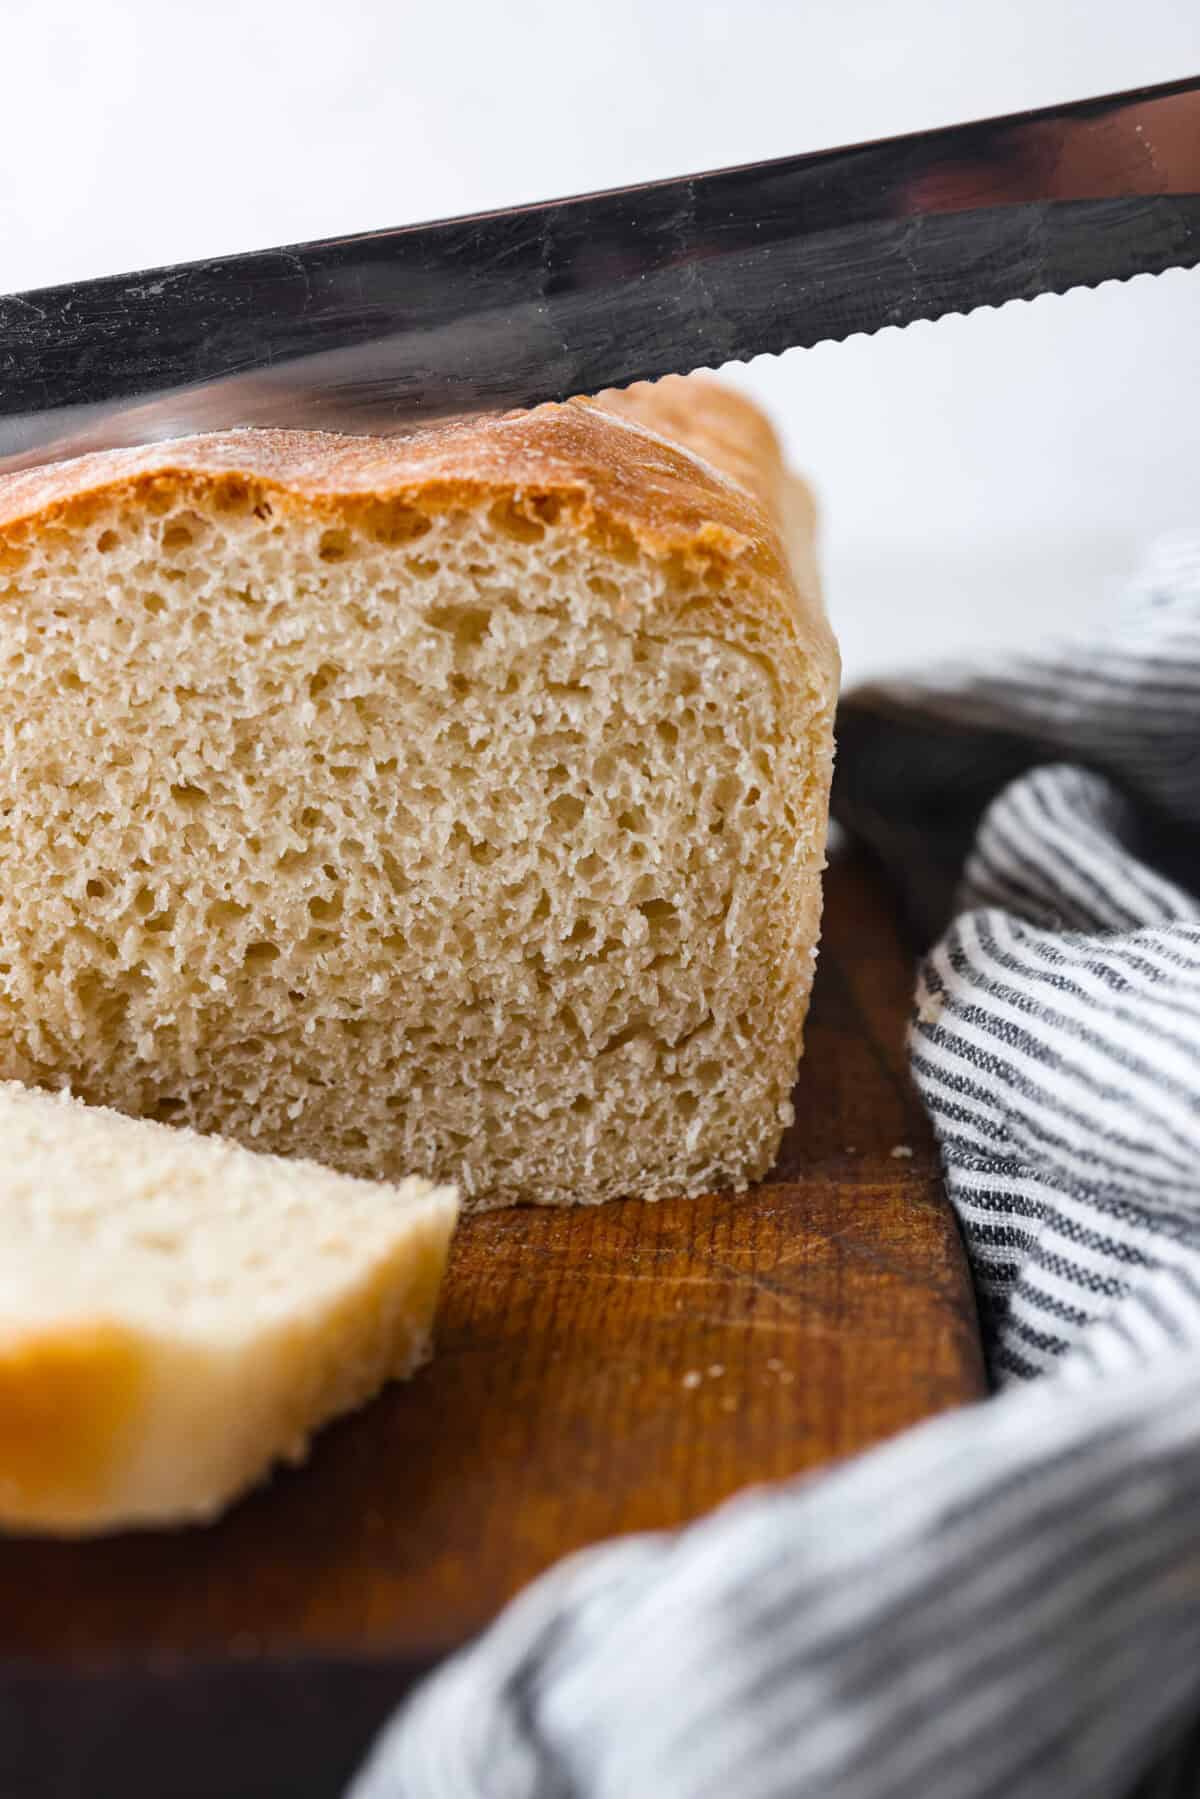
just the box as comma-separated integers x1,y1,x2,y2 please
592,375,789,519
1,375,814,589
0,1323,146,1517
0,375,836,704
0,379,769,549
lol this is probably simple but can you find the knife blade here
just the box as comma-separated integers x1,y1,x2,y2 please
1,75,1197,473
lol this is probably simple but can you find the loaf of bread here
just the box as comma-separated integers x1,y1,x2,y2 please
0,375,837,1207
0,1082,458,1533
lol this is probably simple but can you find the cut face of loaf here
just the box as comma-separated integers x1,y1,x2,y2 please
0,376,838,1207
0,1082,458,1533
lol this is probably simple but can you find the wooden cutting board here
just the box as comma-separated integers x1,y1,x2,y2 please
0,849,984,1799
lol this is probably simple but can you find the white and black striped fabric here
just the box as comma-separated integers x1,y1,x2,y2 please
350,535,1200,1799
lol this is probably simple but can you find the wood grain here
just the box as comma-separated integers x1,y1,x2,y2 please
0,848,984,1798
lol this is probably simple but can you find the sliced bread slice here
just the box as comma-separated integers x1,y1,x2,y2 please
0,1082,458,1534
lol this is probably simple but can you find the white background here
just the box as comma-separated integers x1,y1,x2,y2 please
2,0,1197,683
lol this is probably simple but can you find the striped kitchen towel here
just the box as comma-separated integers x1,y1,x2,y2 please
350,534,1200,1799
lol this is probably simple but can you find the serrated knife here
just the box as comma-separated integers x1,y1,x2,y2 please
1,75,1197,473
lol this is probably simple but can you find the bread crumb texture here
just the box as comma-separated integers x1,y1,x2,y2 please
0,379,837,1208
0,1083,458,1533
